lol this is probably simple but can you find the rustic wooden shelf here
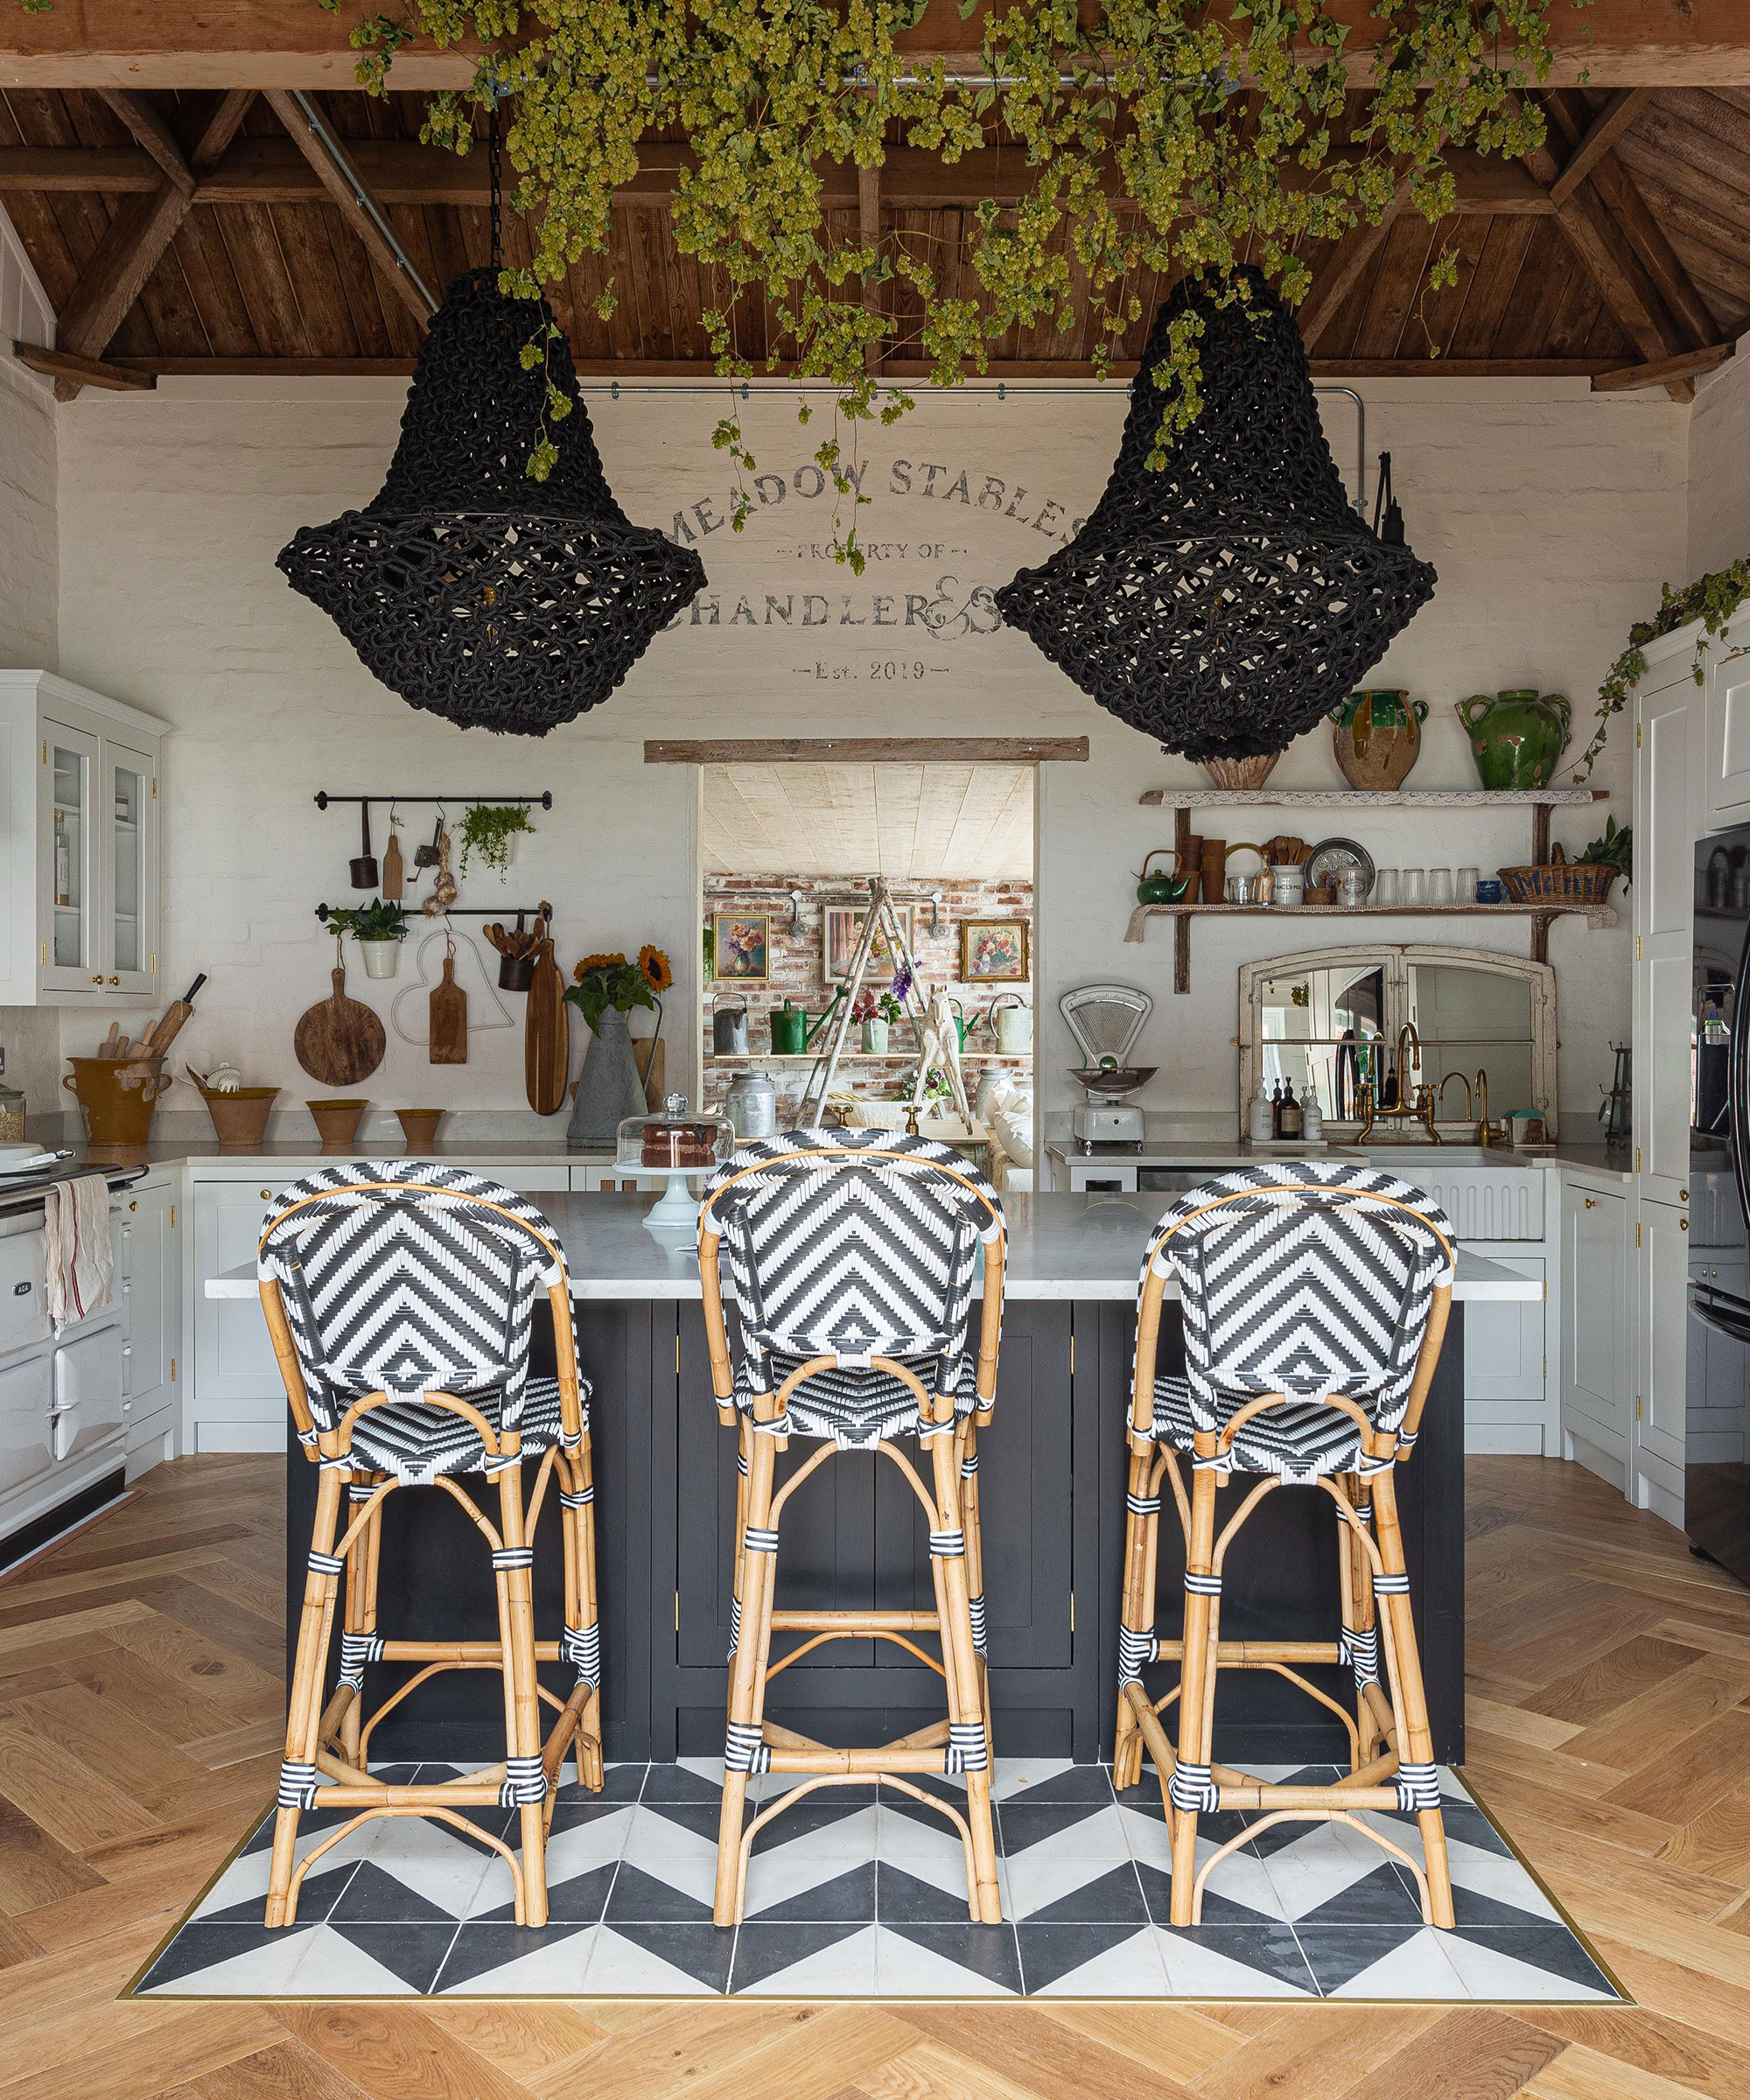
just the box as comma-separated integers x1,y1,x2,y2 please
1129,898,1620,993
1136,787,1608,808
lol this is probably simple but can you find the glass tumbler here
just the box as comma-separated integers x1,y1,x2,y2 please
1429,867,1454,906
1373,867,1400,906
1402,868,1426,906
1458,864,1480,902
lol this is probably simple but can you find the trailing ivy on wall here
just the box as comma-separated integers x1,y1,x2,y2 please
329,1,1557,568
1577,559,1750,783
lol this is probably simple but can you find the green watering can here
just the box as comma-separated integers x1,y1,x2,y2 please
769,990,844,1054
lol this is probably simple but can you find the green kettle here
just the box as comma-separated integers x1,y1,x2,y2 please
1136,848,1192,906
769,990,843,1054
1455,690,1572,790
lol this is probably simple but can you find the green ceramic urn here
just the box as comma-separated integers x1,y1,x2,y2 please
1454,689,1571,791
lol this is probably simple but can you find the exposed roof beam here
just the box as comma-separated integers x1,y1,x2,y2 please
0,137,1553,215
261,88,436,321
1590,340,1735,392
1295,177,1415,350
94,88,194,195
106,354,1641,382
1547,88,1652,206
13,340,154,389
52,88,253,399
1,3,1746,88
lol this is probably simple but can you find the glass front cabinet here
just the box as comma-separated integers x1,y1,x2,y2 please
0,672,165,1005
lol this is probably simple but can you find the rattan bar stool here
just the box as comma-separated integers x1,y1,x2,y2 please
697,1130,1006,1928
258,1162,603,1930
1110,1164,1457,1929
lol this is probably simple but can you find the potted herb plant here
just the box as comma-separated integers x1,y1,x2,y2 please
329,899,409,979
458,802,536,878
564,945,673,1144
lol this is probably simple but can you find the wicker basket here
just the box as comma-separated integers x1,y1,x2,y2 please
1495,843,1617,906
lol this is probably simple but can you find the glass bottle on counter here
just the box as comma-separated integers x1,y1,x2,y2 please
1279,1081,1303,1140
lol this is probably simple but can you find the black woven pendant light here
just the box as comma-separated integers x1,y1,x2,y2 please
278,232,704,734
995,267,1436,760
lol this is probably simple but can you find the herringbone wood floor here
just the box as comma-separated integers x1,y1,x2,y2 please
2,1453,1749,2100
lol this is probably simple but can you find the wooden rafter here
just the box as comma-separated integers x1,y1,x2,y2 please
1,2,1747,88
1296,173,1417,350
12,340,154,390
860,163,882,376
51,88,254,399
1547,89,1652,206
1590,341,1735,392
94,88,194,196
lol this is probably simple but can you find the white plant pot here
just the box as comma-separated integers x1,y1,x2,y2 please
358,939,401,979
861,1018,890,1054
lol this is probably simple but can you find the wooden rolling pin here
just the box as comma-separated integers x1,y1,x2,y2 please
143,975,206,1058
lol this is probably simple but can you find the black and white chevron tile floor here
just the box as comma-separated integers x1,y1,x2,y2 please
133,1760,1621,2002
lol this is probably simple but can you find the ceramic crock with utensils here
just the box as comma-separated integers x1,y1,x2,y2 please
64,1055,169,1147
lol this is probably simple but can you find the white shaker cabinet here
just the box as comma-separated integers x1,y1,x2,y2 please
1561,1177,1633,1490
1633,1196,1690,1526
0,670,166,1009
1707,614,1750,830
1634,646,1704,1208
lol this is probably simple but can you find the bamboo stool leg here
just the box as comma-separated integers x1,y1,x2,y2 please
929,1427,1002,1923
958,1419,995,1768
494,1461,550,1928
1112,1446,1158,1794
561,1438,605,1794
715,1427,778,1927
267,1461,347,1927
1334,1472,1366,1773
338,1474,382,1768
1372,1466,1453,1928
1349,1479,1384,1766
1168,1463,1221,1927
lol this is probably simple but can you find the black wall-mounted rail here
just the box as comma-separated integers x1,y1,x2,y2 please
316,901,555,924
313,792,553,810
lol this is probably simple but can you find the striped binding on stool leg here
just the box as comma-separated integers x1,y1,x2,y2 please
929,1528,965,1558
743,1526,780,1555
500,1754,550,1807
491,1547,536,1572
1168,1760,1222,1813
946,1721,990,1774
727,1595,741,1660
1372,1572,1410,1595
1339,1625,1380,1687
559,1486,593,1508
1184,1571,1222,1596
961,1452,977,1476
563,1621,601,1687
340,1630,385,1690
1118,1623,1158,1685
725,1721,771,1774
278,1760,319,1810
346,1480,377,1501
1127,1492,1161,1518
307,1550,344,1577
967,1593,988,1657
1396,1761,1442,1810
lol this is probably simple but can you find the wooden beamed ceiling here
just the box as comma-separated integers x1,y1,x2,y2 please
3,70,1750,402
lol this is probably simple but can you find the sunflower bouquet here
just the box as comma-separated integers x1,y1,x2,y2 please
565,944,673,1032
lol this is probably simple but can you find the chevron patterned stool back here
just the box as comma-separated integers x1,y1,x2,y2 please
696,1130,1008,1927
256,1162,605,1936
1111,1163,1460,1933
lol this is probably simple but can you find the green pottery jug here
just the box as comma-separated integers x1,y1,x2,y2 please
1455,689,1571,790
1330,690,1427,791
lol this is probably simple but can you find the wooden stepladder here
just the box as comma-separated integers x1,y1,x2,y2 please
796,878,970,1128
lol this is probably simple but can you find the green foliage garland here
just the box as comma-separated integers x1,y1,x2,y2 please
1576,559,1750,783
334,1,1557,569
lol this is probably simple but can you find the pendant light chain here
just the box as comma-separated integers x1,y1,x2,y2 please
487,102,503,273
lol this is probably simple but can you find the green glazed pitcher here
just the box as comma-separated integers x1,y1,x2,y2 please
1329,690,1427,790
1454,689,1571,791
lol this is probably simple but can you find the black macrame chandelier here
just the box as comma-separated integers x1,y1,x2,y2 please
277,118,704,736
995,267,1437,761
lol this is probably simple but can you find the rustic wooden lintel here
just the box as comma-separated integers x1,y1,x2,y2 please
13,340,154,391
644,738,1090,764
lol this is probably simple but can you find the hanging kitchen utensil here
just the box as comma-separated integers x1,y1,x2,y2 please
487,910,537,991
524,924,567,1115
350,801,379,889
414,818,442,869
429,935,468,1065
294,936,386,1087
381,818,405,902
423,825,458,915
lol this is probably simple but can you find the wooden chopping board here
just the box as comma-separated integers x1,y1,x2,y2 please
295,958,386,1087
430,953,468,1065
525,935,568,1115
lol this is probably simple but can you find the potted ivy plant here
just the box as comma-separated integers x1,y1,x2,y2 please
458,802,536,878
329,899,409,979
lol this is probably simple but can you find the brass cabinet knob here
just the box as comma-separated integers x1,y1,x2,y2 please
1680,1187,1690,1201
1680,1219,1690,1231
1584,1197,1597,1209
260,1188,272,1200
90,974,103,984
128,1199,137,1212
108,975,119,985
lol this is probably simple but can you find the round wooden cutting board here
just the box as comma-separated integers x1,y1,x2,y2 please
295,958,386,1087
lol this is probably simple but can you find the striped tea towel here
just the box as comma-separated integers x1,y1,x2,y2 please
44,1173,115,1329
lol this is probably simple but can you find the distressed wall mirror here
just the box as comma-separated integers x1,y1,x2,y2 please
1237,945,1558,1139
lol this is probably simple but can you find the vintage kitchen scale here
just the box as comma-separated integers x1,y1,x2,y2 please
1060,984,1155,1154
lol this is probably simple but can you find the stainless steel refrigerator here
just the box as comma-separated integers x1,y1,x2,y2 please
1687,827,1750,1582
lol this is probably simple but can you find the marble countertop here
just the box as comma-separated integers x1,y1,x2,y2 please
1043,1138,1632,1177
205,1190,1539,1304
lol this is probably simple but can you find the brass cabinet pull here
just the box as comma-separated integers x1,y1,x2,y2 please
1680,1219,1690,1231
1583,1197,1597,1209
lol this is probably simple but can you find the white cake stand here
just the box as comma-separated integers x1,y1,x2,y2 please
617,1157,718,1247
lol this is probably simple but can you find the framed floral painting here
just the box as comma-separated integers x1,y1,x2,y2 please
711,912,770,983
960,919,1030,983
823,904,912,982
